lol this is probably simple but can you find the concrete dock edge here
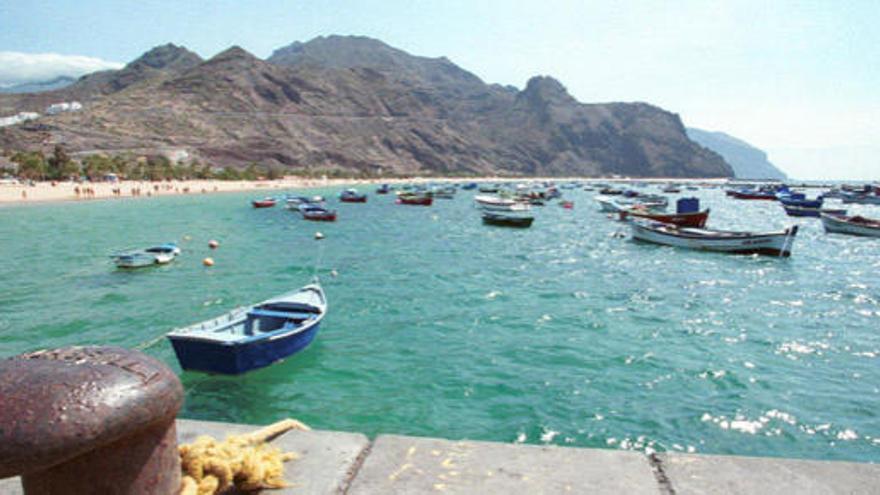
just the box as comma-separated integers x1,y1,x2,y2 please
1,419,878,494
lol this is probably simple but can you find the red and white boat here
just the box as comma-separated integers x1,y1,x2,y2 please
620,207,709,228
251,198,276,208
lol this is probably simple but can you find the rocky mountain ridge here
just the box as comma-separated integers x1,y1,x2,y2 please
0,36,733,177
686,128,786,179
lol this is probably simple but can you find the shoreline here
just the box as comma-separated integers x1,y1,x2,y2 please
0,176,740,207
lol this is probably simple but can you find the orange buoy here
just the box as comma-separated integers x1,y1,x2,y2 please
202,257,214,267
208,240,219,249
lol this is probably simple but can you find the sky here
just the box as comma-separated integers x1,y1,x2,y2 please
0,0,877,180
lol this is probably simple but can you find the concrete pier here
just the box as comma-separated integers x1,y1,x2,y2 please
1,419,878,494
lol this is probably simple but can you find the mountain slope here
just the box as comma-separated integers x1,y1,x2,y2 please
1,38,732,178
0,76,76,94
686,128,786,179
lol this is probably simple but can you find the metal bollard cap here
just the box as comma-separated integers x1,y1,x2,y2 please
0,346,183,478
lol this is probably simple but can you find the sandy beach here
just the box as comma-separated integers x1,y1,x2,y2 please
0,177,429,205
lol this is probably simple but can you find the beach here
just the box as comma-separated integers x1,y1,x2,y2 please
0,176,737,206
0,178,371,205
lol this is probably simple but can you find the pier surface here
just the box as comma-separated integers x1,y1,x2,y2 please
1,419,877,494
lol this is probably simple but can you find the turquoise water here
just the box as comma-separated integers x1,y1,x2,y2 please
1,186,879,462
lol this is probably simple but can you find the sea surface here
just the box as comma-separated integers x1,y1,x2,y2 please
1,185,879,462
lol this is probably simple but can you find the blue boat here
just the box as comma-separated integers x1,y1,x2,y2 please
462,182,478,190
778,192,823,209
166,283,327,374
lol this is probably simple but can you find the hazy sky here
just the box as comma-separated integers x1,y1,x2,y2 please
1,0,877,180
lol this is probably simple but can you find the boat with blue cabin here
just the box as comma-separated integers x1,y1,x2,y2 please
166,283,327,374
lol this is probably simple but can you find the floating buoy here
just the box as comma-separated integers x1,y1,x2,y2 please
183,235,192,242
208,240,219,249
330,269,338,277
314,232,324,240
203,257,214,266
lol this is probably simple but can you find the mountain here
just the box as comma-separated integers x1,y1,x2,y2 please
0,76,76,94
686,128,786,180
69,43,203,96
0,37,733,178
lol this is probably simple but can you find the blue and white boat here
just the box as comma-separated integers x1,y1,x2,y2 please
166,283,327,374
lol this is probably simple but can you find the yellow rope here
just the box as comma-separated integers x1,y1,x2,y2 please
178,419,310,495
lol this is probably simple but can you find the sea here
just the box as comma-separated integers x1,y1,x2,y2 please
1,184,878,462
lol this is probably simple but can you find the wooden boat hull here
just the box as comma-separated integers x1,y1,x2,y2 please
482,213,534,228
474,195,530,212
620,208,709,228
340,196,367,203
303,212,337,221
783,206,846,218
397,196,433,206
169,321,320,374
167,284,326,375
821,213,880,237
730,191,777,200
252,200,276,208
631,222,798,257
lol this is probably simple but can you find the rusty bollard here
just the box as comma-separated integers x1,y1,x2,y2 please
0,346,184,494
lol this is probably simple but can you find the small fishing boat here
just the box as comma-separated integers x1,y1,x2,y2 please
481,212,534,228
620,198,709,228
376,184,393,194
560,200,574,209
729,189,777,200
841,193,880,205
599,187,624,195
782,205,846,218
662,185,682,193
298,203,337,221
397,193,433,206
462,183,478,190
431,186,457,199
252,198,276,208
339,189,367,203
166,283,327,374
478,184,500,193
474,194,530,212
111,243,181,268
778,192,823,209
820,212,880,237
630,221,798,257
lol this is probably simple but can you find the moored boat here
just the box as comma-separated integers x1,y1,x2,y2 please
730,190,777,200
111,243,181,268
397,193,433,206
474,194,530,212
783,205,846,218
820,212,880,237
339,189,367,203
252,198,276,208
376,184,393,194
630,221,799,257
481,212,534,228
166,283,327,374
620,197,709,228
298,203,337,221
